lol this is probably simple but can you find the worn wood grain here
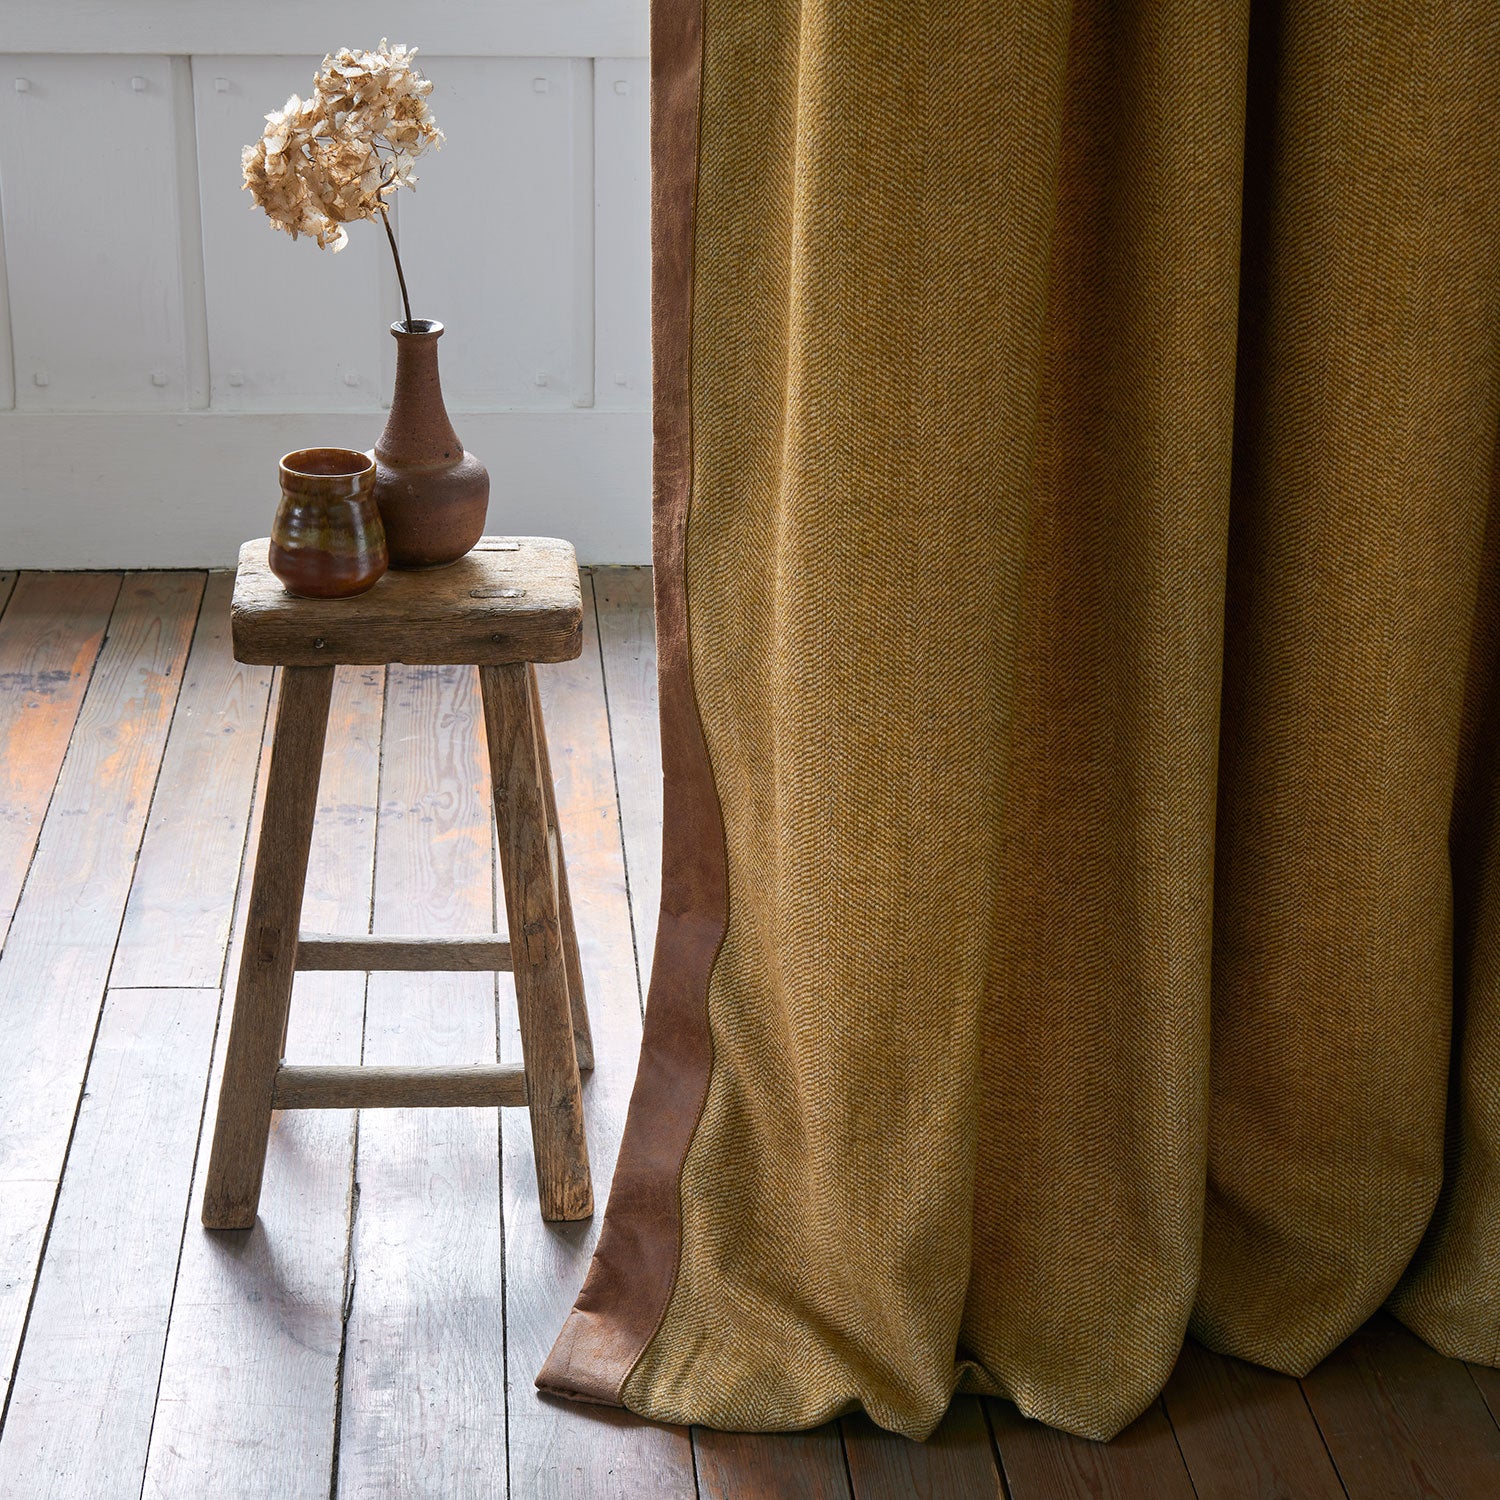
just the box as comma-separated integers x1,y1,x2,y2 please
232,535,584,666
843,1398,1003,1499
484,660,592,1221
337,662,508,1497
143,664,381,1499
112,570,274,988
0,572,202,1403
295,933,514,970
989,1396,1195,1499
201,665,335,1228
0,574,14,616
0,988,219,1499
0,574,276,1495
272,1062,527,1110
505,587,697,1498
591,567,661,1004
0,571,120,949
1302,1312,1500,1498
696,1425,853,1500
1162,1338,1342,1499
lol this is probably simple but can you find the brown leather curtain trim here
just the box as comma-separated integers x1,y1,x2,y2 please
536,0,722,1406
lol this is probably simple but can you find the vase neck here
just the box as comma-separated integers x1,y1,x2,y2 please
376,325,463,466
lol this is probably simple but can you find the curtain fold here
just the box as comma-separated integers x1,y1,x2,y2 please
541,0,1500,1441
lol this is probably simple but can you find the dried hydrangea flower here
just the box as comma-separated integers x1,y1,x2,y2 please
242,93,364,250
313,39,444,192
241,40,443,324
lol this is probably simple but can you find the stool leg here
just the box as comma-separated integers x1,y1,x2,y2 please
482,663,593,1222
528,664,593,1071
202,665,334,1229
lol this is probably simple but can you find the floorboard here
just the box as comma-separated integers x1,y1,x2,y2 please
143,665,381,1499
0,573,270,1497
591,567,661,1004
1163,1338,1343,1499
0,988,219,1500
0,571,120,948
1302,1311,1500,1498
989,1396,1195,1499
844,1398,1004,1499
1469,1362,1500,1429
112,571,273,988
695,1425,853,1500
505,588,697,1498
0,572,201,1407
337,663,508,1497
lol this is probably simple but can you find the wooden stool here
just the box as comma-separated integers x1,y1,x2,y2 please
201,536,593,1229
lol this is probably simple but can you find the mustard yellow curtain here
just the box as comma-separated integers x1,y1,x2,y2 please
541,0,1500,1441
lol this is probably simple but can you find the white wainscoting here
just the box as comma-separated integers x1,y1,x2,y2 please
0,4,650,565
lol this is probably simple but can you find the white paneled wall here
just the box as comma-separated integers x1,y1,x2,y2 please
194,57,388,414
399,57,588,410
594,59,650,410
2,56,192,412
0,8,650,566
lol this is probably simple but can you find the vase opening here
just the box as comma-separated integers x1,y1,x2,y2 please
392,318,443,337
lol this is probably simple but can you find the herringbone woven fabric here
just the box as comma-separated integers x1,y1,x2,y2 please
545,0,1500,1443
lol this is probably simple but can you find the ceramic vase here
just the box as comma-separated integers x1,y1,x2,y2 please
269,446,388,598
372,318,490,569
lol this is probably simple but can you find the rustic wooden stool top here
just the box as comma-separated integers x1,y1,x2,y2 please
231,534,583,665
202,536,593,1231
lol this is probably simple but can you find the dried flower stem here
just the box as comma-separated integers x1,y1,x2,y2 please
378,201,414,331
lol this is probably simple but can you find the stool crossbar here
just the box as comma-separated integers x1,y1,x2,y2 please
201,538,594,1228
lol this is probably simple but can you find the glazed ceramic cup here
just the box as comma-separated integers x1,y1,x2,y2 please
270,446,389,599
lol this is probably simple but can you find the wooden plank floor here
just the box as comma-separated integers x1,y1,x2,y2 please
0,565,1496,1498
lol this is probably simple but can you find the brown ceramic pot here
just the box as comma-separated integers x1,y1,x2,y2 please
373,319,489,569
270,447,388,599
